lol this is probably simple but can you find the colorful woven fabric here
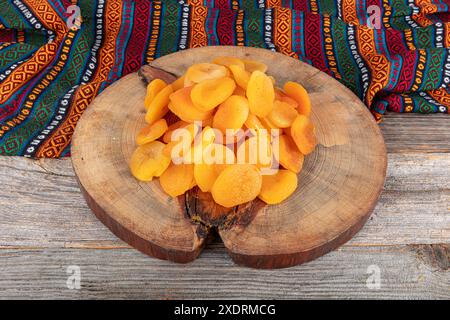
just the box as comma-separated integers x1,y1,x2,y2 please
0,0,449,157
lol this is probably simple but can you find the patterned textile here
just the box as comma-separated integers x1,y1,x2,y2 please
0,0,449,157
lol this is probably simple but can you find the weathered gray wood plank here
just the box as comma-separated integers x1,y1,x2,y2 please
0,153,448,248
0,244,447,299
380,113,450,154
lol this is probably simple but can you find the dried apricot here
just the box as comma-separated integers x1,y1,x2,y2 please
211,164,262,207
233,85,246,97
267,100,298,128
162,120,189,143
213,95,249,134
290,115,317,155
229,64,251,90
185,63,228,84
246,71,274,117
191,77,236,111
145,84,173,124
277,134,304,173
236,134,273,169
144,79,167,110
159,163,196,197
243,59,268,73
284,81,311,116
244,114,266,132
169,87,214,122
129,141,170,181
213,56,245,69
258,170,298,204
136,118,168,145
171,76,185,91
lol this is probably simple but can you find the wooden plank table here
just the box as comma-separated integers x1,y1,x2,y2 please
0,113,448,299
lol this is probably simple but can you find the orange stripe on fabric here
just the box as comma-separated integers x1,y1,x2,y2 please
356,27,390,106
273,8,296,58
0,43,57,104
190,4,208,48
266,0,283,8
24,0,69,40
36,0,123,157
341,0,358,24
445,23,450,48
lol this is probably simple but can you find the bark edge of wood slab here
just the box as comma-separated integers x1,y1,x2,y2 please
71,46,387,268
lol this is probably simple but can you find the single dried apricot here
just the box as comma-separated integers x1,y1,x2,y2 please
171,75,185,91
144,79,167,110
290,115,317,155
267,100,298,128
213,56,245,69
212,95,249,134
159,163,196,197
236,134,273,169
244,114,266,132
169,87,214,122
277,134,304,173
243,59,268,73
162,120,189,143
258,170,298,204
229,64,251,90
284,81,311,116
211,164,262,207
246,71,274,117
163,122,200,160
145,84,173,124
136,118,168,145
191,77,236,111
194,164,217,192
185,63,228,84
233,85,246,97
129,141,170,181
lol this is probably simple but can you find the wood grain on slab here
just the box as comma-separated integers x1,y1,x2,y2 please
0,112,448,298
71,47,387,268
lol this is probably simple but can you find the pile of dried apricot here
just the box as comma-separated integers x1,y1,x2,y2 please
130,56,317,208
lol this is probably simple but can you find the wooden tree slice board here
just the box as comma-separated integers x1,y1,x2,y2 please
71,46,387,269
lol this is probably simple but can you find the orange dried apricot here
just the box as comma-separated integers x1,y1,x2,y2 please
242,59,268,73
290,115,317,155
277,134,304,173
284,81,311,116
159,163,196,197
244,113,266,132
212,56,245,69
169,86,214,122
144,79,167,110
171,75,185,91
145,84,173,124
233,85,246,97
267,100,298,128
162,120,189,143
136,118,168,145
211,164,262,207
258,170,298,204
129,141,170,181
191,77,236,111
212,95,249,134
228,64,251,90
185,63,228,84
236,134,273,169
246,71,274,117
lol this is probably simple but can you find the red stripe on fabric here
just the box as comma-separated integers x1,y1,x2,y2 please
122,0,152,75
216,8,235,45
303,13,328,73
